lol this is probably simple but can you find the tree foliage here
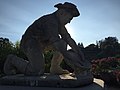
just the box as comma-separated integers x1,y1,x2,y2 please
0,37,14,73
80,37,120,61
96,37,120,59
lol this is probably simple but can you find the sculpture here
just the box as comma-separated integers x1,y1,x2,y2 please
3,2,92,79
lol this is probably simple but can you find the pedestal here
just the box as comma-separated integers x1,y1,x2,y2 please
0,73,93,88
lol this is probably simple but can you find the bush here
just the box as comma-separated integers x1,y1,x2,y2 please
91,57,120,85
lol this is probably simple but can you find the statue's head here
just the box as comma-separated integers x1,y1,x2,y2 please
54,2,80,25
54,2,80,17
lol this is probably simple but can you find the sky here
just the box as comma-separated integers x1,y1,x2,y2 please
0,0,120,47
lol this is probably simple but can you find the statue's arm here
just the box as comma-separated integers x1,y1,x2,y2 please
60,27,78,51
60,27,85,60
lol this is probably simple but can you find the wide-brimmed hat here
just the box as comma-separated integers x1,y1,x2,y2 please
54,2,80,17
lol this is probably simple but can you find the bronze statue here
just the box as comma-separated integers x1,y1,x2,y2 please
4,2,91,77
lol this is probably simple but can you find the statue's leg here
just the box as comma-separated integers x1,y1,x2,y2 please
4,38,45,75
23,39,45,75
50,51,70,74
4,54,29,75
25,46,45,75
4,52,44,75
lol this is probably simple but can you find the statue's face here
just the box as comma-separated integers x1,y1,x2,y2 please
60,11,73,25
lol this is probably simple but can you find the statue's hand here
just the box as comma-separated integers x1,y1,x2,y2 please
77,46,86,61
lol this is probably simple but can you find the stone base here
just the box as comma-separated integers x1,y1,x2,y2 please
0,73,93,88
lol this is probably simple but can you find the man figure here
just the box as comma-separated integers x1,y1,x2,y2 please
4,2,86,75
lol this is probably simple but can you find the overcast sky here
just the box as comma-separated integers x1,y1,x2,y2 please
0,0,120,47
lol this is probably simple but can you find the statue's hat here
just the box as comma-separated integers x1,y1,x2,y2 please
54,2,80,17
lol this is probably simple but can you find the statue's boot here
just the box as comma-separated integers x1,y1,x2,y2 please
50,51,70,75
4,54,29,75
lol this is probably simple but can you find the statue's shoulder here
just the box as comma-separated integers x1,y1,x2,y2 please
37,13,56,22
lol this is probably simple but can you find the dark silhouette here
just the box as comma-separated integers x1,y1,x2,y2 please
3,2,91,79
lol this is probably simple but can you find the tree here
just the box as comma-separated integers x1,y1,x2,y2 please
84,44,100,61
96,37,120,58
0,37,14,73
100,37,118,50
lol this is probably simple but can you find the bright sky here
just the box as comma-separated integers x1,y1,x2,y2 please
0,0,120,47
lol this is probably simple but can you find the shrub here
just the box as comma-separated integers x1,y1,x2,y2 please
91,57,120,84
